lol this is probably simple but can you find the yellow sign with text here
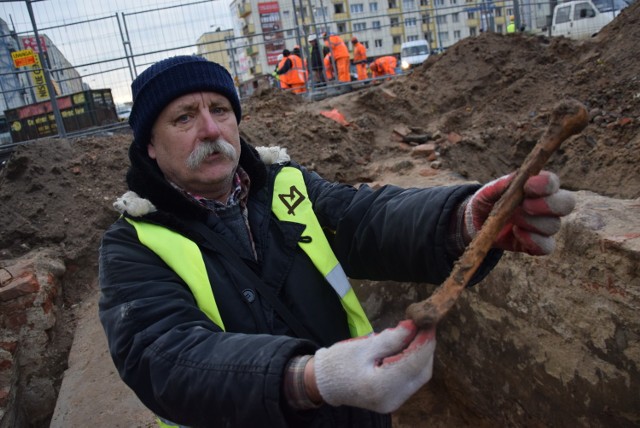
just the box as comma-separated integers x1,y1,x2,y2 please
29,53,50,101
11,49,36,68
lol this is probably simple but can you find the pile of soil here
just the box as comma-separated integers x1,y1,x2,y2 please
0,2,638,425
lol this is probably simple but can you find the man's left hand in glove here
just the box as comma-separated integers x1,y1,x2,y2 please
463,171,575,255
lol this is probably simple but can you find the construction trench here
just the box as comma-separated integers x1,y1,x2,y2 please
1,7,639,427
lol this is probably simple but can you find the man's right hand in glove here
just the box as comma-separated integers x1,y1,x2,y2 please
303,320,436,414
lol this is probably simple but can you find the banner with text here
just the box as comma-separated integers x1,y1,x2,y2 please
258,2,285,66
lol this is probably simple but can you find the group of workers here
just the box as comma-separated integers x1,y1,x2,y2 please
273,31,401,92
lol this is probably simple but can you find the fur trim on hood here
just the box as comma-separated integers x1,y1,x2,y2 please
116,143,290,218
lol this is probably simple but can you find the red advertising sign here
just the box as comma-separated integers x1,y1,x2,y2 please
21,36,47,53
258,2,285,65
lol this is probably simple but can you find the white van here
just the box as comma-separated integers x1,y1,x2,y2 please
400,40,430,71
551,0,629,40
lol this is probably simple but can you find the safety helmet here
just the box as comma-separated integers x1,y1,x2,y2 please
308,34,317,42
277,54,283,61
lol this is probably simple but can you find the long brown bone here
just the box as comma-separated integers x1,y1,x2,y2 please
406,99,589,328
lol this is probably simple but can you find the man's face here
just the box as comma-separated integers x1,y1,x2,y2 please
148,91,241,201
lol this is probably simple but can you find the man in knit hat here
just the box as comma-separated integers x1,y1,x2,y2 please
98,55,575,427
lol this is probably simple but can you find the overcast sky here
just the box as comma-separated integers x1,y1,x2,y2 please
1,0,234,104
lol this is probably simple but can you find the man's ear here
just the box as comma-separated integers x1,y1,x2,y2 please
147,139,156,160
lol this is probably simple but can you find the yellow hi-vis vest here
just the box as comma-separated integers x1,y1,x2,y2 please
126,166,372,335
129,166,372,428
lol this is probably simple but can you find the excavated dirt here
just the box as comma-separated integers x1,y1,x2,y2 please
0,2,639,426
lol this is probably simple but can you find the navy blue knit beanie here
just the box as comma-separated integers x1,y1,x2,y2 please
129,55,241,146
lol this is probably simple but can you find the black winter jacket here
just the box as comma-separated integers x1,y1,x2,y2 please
98,139,501,428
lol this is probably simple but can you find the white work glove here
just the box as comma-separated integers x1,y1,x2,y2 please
314,320,436,414
465,170,575,255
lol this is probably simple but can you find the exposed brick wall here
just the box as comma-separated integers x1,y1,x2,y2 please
0,252,65,428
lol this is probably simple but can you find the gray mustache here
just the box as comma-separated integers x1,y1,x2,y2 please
186,139,237,169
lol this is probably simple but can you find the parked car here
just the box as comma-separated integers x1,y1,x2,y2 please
400,40,430,71
551,0,629,39
116,105,132,121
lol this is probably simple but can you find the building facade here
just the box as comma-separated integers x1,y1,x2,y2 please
225,0,539,85
1,18,84,115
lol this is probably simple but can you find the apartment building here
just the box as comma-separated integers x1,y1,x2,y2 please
197,28,236,75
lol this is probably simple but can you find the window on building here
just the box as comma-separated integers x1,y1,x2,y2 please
422,13,430,23
468,11,475,19
407,35,420,41
436,15,447,24
350,3,364,13
393,35,402,44
438,31,449,43
403,0,416,10
420,0,429,5
314,6,328,19
469,26,477,35
436,0,445,5
334,3,344,13
454,30,461,39
389,0,397,8
354,22,367,31
296,6,308,18
370,2,378,11
506,7,513,15
452,12,459,22
405,17,417,26
375,39,383,47
390,17,400,26
372,20,381,29
495,8,502,16
497,24,503,32
337,22,346,32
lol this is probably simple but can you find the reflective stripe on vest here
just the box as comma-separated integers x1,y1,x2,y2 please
272,166,373,337
125,218,226,331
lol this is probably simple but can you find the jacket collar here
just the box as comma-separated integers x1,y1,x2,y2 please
120,138,289,220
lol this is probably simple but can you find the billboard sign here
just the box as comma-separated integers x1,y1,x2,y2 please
258,2,285,65
11,49,37,68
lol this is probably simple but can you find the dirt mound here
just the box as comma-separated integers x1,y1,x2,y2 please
1,4,639,425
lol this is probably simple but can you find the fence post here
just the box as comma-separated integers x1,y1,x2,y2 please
25,0,66,137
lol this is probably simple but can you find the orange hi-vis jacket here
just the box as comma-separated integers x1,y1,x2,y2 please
324,53,335,80
284,54,306,86
325,34,349,60
276,56,289,88
353,42,368,80
370,56,397,78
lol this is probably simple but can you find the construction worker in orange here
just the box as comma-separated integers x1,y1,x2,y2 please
370,56,397,81
292,45,309,81
323,32,351,83
275,49,307,94
273,54,288,89
351,36,368,80
323,46,335,81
